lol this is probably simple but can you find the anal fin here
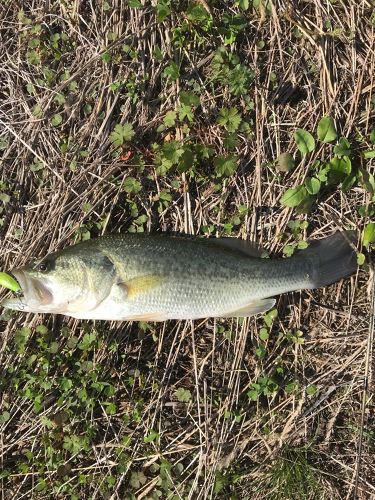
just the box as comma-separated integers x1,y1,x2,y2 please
221,298,276,318
126,312,168,322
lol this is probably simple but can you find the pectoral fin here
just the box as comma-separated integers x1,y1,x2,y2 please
221,298,276,318
118,274,163,299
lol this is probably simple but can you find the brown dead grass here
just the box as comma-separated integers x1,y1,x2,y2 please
0,0,374,498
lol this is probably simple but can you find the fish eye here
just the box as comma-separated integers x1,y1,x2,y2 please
36,260,52,272
32,256,56,273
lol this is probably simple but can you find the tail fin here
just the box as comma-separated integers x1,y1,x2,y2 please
302,231,358,289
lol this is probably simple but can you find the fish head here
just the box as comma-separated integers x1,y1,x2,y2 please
1,245,117,315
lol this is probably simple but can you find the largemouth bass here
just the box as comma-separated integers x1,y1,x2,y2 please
0,231,357,321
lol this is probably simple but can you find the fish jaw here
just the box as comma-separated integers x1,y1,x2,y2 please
14,269,53,306
1,296,33,313
0,269,56,314
0,296,54,314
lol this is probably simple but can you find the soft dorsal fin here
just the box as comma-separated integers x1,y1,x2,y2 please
205,237,264,258
221,298,276,318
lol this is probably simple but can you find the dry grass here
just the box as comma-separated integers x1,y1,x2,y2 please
0,0,374,498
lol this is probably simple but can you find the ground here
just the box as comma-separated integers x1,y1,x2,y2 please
0,0,374,498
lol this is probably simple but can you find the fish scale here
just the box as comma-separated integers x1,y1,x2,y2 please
95,234,309,319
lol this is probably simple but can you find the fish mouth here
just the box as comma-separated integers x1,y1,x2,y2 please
12,269,53,306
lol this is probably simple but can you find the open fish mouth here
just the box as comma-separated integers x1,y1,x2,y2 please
12,269,53,306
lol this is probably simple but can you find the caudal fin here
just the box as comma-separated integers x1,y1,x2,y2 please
303,231,358,289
